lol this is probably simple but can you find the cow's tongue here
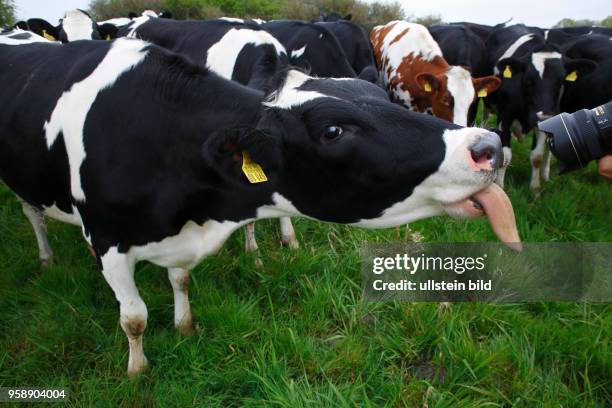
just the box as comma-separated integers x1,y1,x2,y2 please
472,183,523,252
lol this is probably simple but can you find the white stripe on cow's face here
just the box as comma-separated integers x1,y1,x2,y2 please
263,70,332,109
62,9,94,41
44,38,149,202
206,28,286,79
531,51,562,78
446,66,475,127
290,45,307,59
494,33,534,74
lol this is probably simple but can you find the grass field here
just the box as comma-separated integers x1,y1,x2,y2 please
0,131,611,407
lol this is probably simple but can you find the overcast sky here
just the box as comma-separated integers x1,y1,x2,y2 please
14,0,611,28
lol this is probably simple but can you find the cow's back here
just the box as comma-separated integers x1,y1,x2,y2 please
0,42,111,208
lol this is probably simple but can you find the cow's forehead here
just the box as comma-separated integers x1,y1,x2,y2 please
62,9,95,41
264,70,387,109
530,51,562,78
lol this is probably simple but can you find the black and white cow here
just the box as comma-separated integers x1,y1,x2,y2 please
560,35,612,113
314,20,378,81
0,38,520,375
261,20,361,79
545,26,612,46
429,23,498,125
120,17,298,252
25,9,118,42
0,28,51,45
485,23,596,193
118,18,288,91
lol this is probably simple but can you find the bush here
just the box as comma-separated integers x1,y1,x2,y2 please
89,0,164,20
0,0,15,27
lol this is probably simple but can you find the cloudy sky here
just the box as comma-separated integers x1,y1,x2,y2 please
14,0,611,28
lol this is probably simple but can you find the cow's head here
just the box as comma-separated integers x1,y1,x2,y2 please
27,10,118,43
206,26,289,91
205,70,521,249
415,66,501,126
496,49,596,127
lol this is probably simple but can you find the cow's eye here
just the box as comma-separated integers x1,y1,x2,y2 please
322,126,343,141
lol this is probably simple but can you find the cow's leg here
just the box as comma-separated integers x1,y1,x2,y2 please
280,217,299,249
19,199,53,266
541,143,552,182
495,122,512,189
100,249,148,377
530,129,548,196
244,222,258,252
168,267,194,335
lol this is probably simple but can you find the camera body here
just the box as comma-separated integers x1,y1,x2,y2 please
538,100,612,173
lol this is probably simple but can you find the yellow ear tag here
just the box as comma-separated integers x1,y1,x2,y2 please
105,34,111,40
503,65,512,78
42,29,56,41
423,81,432,92
241,151,268,183
477,89,488,98
565,70,578,82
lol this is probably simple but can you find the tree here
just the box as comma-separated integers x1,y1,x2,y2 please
0,0,15,27
414,14,442,27
89,0,164,20
552,18,598,28
600,15,612,28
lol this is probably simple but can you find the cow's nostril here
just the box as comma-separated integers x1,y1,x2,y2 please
470,132,503,170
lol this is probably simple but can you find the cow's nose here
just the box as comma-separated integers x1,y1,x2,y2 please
470,131,503,170
536,111,553,121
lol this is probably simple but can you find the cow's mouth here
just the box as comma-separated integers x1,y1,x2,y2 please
445,183,522,252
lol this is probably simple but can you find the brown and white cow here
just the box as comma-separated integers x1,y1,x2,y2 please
371,21,501,126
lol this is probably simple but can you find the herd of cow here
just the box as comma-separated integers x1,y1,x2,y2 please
0,8,608,375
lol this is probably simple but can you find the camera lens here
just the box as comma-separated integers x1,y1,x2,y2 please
539,101,612,174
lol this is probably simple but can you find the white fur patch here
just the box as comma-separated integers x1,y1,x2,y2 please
290,45,307,59
206,28,286,79
263,70,332,109
130,220,243,268
531,51,562,78
353,127,493,228
219,17,245,23
494,33,534,74
62,9,94,41
98,17,132,27
44,39,149,202
0,29,52,45
127,14,154,38
446,66,475,126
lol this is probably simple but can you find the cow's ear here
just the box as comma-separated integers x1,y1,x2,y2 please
202,128,283,187
159,11,173,19
26,18,59,41
128,12,138,19
415,73,440,93
97,23,118,40
496,58,525,79
14,21,28,30
472,75,501,98
563,58,597,82
344,14,352,20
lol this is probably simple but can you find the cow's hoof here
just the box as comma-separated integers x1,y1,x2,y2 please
127,356,149,378
530,184,541,198
40,258,52,268
176,320,195,336
282,238,300,250
254,257,263,268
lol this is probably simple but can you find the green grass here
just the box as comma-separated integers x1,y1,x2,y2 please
0,131,611,406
